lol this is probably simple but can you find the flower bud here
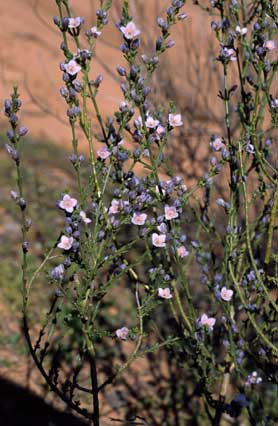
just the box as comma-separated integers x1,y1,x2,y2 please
19,126,28,136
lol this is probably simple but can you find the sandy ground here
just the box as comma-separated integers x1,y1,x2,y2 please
0,0,214,144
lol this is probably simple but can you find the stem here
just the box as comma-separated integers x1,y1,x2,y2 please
85,334,100,426
229,262,278,355
265,183,278,264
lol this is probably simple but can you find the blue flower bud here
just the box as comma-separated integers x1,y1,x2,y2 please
19,126,28,136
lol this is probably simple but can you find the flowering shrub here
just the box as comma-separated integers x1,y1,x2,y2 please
4,0,278,425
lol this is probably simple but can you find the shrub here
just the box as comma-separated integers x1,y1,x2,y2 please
4,0,278,425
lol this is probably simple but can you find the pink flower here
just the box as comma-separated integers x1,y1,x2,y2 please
120,21,140,39
210,137,224,151
220,287,233,302
68,17,82,29
64,60,81,76
165,205,179,221
168,113,183,127
177,246,189,258
264,40,276,51
80,211,92,224
116,327,129,340
131,212,147,226
152,233,166,248
200,314,216,330
58,236,74,251
145,116,159,129
156,125,166,138
59,194,78,213
97,147,111,160
89,26,102,37
109,199,120,214
158,287,172,299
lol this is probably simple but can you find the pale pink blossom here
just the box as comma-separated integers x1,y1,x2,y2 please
165,205,179,221
58,236,74,251
116,327,129,340
131,212,147,226
235,26,248,36
200,314,216,330
80,211,92,224
210,137,224,151
152,233,166,248
64,60,82,76
168,113,183,127
59,194,78,213
264,40,276,50
156,125,166,138
120,21,140,39
89,26,102,37
68,17,82,29
158,287,173,299
220,286,234,302
145,116,159,129
177,246,189,258
97,147,111,160
109,199,120,214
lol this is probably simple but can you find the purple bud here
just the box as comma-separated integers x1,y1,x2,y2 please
73,80,82,92
50,264,65,281
67,106,80,118
5,144,19,162
61,17,69,31
94,74,103,88
22,241,29,253
64,258,71,268
10,190,19,200
69,154,78,164
9,114,18,126
178,13,188,20
166,40,175,49
4,99,12,112
53,16,60,26
73,230,80,239
60,87,68,98
63,73,70,83
18,198,27,209
120,43,129,54
60,62,66,72
6,130,14,141
24,218,32,230
130,64,139,78
19,126,28,136
167,7,174,16
117,66,126,76
210,157,217,166
156,36,163,50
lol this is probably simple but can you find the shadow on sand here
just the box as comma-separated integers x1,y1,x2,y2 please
0,377,88,426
